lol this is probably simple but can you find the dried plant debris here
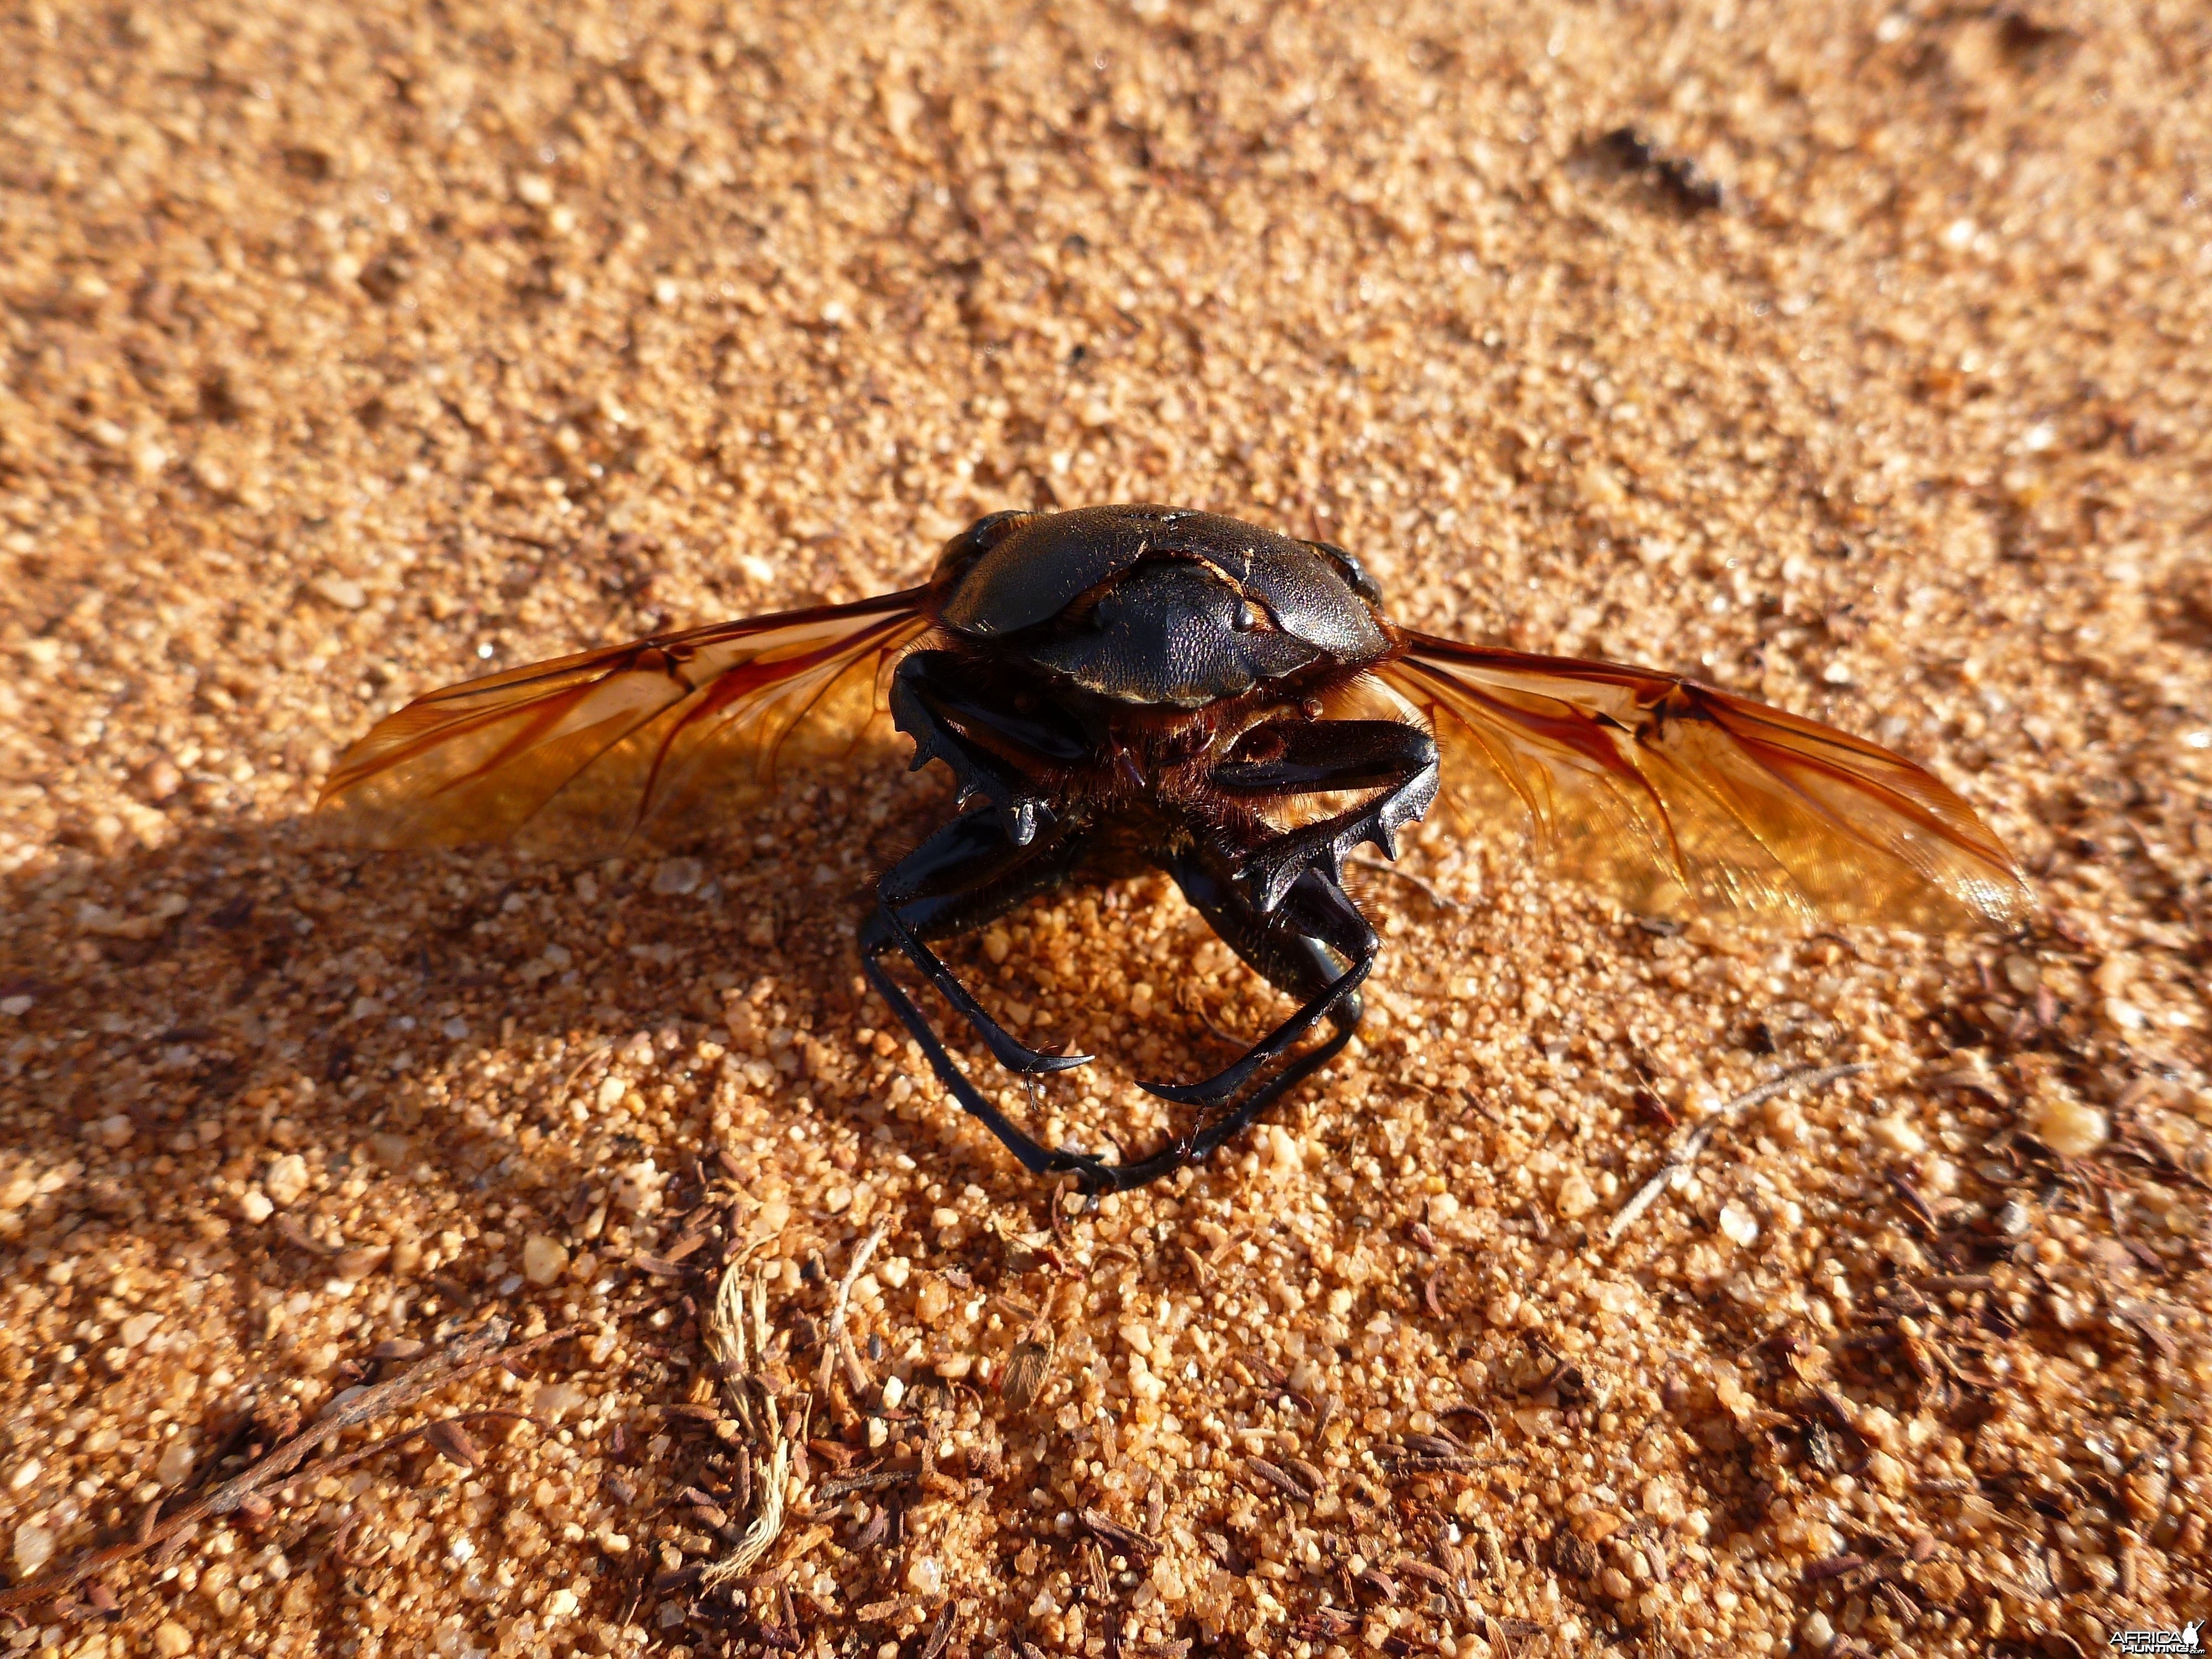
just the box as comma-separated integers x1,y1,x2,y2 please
1580,126,1726,213
0,1318,572,1615
4,1,2211,1656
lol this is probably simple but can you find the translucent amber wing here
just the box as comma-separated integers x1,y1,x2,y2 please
1377,634,2032,930
317,592,932,858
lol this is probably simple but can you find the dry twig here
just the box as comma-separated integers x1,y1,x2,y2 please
821,1219,890,1400
1608,1063,1872,1244
0,1318,571,1615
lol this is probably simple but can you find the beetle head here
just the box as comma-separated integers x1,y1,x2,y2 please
931,509,1038,590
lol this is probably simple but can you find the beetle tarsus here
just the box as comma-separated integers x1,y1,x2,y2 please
872,899,1093,1076
862,811,1095,1080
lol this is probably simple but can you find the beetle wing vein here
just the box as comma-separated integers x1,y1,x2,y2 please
316,591,931,857
1379,634,2032,930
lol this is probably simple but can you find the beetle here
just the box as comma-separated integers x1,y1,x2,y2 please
320,503,2031,1191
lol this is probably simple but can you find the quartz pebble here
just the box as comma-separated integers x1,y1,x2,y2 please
521,1235,570,1286
12,1523,54,1577
264,1154,311,1208
2029,1095,2109,1159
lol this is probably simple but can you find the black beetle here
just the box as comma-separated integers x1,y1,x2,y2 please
321,503,2031,1191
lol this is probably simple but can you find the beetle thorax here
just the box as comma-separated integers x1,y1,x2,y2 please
1022,559,1320,707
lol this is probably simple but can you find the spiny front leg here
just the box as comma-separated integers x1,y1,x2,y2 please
890,650,1086,848
1213,718,1441,912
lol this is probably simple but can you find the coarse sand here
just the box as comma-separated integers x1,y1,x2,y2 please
2,2,2209,1656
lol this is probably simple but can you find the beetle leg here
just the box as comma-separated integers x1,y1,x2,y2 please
891,651,1076,848
859,808,1131,1182
1138,861,1376,1109
1037,861,1375,1194
863,808,1095,1079
1062,1020,1360,1193
1213,718,1439,914
873,900,1093,1077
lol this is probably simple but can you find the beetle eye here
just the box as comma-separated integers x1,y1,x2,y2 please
1232,601,1260,632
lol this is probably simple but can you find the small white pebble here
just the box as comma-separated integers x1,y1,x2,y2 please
12,1522,55,1577
880,1374,907,1411
1801,1610,1835,1649
239,1187,274,1224
652,857,702,896
522,1235,570,1286
7,1459,39,1493
1554,1173,1598,1219
1718,1203,1759,1247
156,1439,195,1486
264,1153,310,1207
1872,1112,1926,1154
153,1621,192,1657
542,1587,579,1620
613,1159,662,1214
1589,1279,1637,1314
310,573,367,611
2028,1095,2107,1159
94,1112,135,1150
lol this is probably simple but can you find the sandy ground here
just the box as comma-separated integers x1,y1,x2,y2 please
3,2,2210,1656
